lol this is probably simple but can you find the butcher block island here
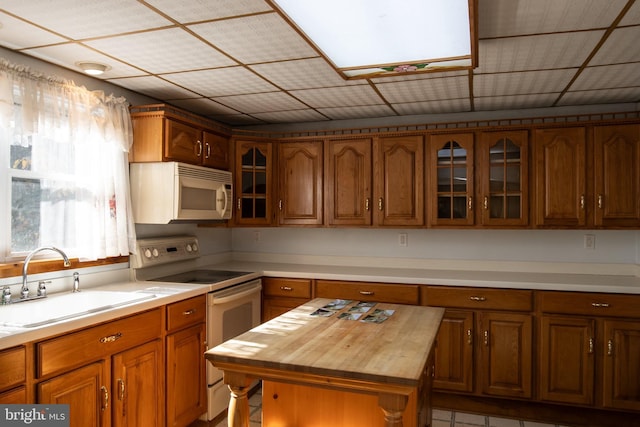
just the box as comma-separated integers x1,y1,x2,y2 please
205,298,445,427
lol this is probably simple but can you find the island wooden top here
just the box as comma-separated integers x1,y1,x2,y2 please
205,298,445,388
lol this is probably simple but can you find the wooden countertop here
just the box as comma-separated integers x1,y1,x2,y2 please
206,298,445,387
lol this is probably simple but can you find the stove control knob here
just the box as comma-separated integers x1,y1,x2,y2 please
152,248,159,257
192,243,199,253
144,248,152,259
186,244,192,253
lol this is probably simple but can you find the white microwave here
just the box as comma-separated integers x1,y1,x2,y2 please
130,162,232,224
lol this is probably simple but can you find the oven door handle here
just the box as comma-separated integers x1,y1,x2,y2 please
211,284,262,305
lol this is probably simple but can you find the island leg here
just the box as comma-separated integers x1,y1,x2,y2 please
378,392,408,427
224,372,254,427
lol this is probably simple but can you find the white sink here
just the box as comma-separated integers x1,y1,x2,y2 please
0,291,156,328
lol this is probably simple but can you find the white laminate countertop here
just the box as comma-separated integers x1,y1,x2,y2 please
1,260,639,350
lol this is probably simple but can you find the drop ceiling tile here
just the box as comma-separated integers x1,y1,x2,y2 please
620,0,640,25
163,67,276,97
145,0,273,23
571,63,640,90
213,92,307,114
189,13,316,64
558,88,640,106
589,26,640,65
474,69,577,97
251,109,329,123
107,76,198,99
250,58,360,90
316,105,396,121
167,98,240,116
475,93,559,111
1,0,172,39
290,85,384,108
476,32,605,73
376,76,469,103
21,43,146,78
85,28,237,74
0,11,66,49
208,114,265,126
392,98,471,115
479,0,627,38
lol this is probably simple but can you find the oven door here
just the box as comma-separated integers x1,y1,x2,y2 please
206,279,262,419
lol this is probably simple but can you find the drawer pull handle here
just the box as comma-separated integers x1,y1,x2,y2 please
196,140,203,157
359,291,374,296
183,308,197,316
469,296,486,302
467,329,472,345
118,378,125,401
588,337,594,354
607,339,613,356
591,302,610,308
100,332,122,343
280,286,293,291
101,386,109,411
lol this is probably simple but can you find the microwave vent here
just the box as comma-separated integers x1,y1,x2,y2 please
177,163,230,183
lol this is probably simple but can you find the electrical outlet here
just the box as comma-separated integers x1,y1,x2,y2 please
584,234,595,249
398,233,408,247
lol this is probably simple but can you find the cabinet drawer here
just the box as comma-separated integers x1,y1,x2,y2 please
537,291,640,317
263,278,311,298
0,346,26,391
37,308,162,378
167,295,206,332
315,280,420,305
423,286,533,311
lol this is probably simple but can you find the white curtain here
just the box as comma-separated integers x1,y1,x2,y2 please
0,58,136,260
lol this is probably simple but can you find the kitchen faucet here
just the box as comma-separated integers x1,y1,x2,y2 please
21,246,71,300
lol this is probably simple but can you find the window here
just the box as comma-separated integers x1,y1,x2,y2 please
0,58,136,262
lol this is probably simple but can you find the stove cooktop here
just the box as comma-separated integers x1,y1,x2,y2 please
151,270,252,285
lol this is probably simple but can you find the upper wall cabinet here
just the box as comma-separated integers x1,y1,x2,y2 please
534,127,587,227
593,124,640,227
325,138,373,226
277,141,323,226
234,140,274,226
130,105,230,170
478,130,529,227
374,135,424,226
427,133,475,226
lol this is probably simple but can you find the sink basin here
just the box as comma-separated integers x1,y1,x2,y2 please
0,291,156,328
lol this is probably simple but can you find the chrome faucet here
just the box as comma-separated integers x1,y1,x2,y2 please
21,246,71,300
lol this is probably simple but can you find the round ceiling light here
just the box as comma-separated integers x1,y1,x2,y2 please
76,61,110,76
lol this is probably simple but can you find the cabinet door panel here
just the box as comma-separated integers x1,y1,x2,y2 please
432,310,474,392
38,361,108,427
165,119,202,164
203,131,230,170
602,320,640,411
593,124,640,227
480,312,532,398
534,127,586,226
112,340,163,427
235,141,273,225
375,135,424,226
278,141,323,225
326,139,372,225
539,316,594,405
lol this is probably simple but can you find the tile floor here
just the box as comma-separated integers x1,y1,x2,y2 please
211,387,567,427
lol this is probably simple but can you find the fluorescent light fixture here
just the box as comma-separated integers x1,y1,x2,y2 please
76,62,110,76
273,0,475,78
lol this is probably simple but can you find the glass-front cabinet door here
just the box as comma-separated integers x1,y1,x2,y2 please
428,133,474,226
234,140,273,225
478,130,529,226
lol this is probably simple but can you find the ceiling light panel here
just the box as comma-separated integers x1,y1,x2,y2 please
85,28,237,74
273,0,471,73
189,13,317,63
1,0,172,39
